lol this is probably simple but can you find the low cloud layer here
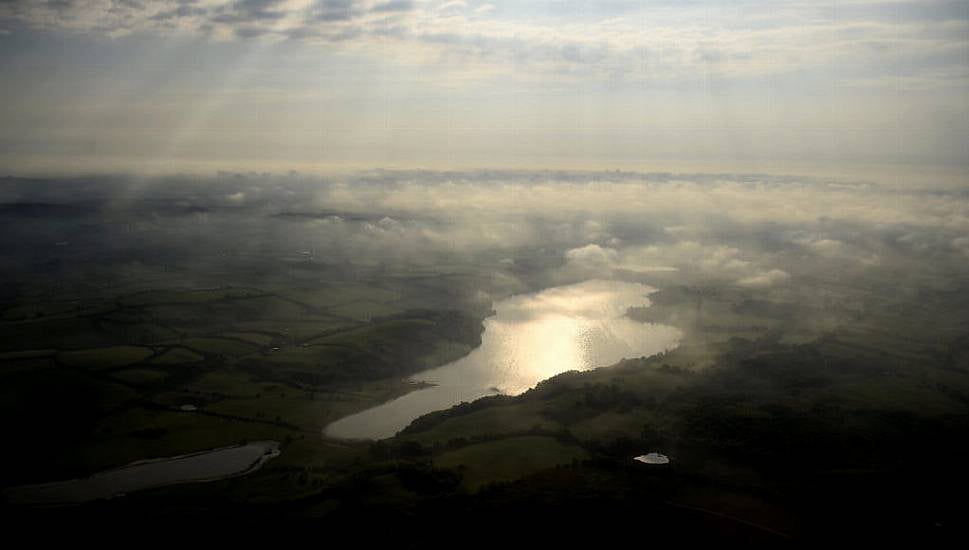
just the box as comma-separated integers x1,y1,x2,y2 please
2,170,966,301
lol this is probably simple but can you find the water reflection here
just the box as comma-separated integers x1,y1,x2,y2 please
325,280,681,440
4,441,280,505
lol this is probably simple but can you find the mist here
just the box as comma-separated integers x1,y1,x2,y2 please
2,168,969,547
4,170,965,296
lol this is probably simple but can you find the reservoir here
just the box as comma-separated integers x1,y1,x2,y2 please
325,279,681,440
4,440,280,505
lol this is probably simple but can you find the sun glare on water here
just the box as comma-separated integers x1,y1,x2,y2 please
325,280,682,440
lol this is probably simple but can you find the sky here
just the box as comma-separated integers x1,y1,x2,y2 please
1,0,968,181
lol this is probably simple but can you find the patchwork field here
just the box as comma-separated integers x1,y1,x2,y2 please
0,281,485,489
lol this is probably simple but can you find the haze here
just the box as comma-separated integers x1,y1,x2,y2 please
2,1,968,542
0,1,966,181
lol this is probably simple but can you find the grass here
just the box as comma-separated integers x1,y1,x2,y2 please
110,368,170,386
0,317,112,351
403,402,559,445
277,283,406,322
434,436,588,491
823,377,967,416
309,319,434,359
179,337,259,357
149,347,204,365
57,345,154,370
278,284,400,310
0,273,494,496
568,410,652,442
411,340,474,370
173,369,261,397
2,249,966,540
246,316,477,386
219,331,276,347
141,297,319,336
257,345,352,368
0,349,56,361
326,301,404,322
318,379,440,422
82,407,289,474
0,301,106,321
119,287,263,307
216,295,309,320
204,385,327,431
97,322,181,345
231,319,354,341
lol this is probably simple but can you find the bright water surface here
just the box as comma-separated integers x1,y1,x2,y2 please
325,280,681,440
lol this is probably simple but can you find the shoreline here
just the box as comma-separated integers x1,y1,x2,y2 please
3,440,281,507
323,280,682,441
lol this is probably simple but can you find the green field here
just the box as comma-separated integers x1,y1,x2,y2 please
149,347,204,365
57,346,155,370
0,281,487,489
2,269,968,542
434,436,588,491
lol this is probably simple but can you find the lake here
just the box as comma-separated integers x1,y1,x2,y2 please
4,440,280,505
325,279,681,440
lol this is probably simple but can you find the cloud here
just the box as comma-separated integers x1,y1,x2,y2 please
563,244,618,274
437,1,466,12
561,239,793,289
225,191,247,204
737,269,791,288
150,3,208,21
951,236,969,257
0,1,417,42
372,0,414,13
0,1,964,90
794,237,881,266
310,0,362,22
211,0,288,24
301,171,969,237
3,170,967,300
805,238,849,257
